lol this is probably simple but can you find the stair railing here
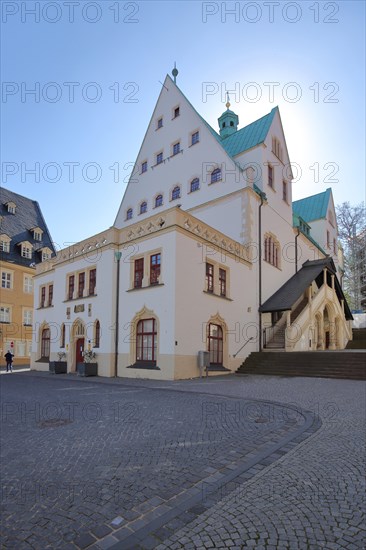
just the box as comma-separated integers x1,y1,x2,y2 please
233,337,254,358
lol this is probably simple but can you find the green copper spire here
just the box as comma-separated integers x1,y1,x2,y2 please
218,93,239,138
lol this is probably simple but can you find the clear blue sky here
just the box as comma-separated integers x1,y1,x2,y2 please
1,0,365,249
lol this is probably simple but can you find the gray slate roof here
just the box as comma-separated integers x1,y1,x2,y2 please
0,187,55,267
259,258,353,320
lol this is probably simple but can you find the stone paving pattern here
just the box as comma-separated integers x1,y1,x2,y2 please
0,371,365,549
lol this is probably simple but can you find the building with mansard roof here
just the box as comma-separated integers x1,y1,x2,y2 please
0,187,55,366
30,74,352,379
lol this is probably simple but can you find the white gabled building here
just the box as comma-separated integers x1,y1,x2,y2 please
31,73,353,379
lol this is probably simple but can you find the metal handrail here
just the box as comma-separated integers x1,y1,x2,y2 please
233,337,254,358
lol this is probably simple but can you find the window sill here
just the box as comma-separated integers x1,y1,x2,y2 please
167,150,183,160
189,141,200,147
208,179,222,186
0,321,11,324
63,294,97,303
127,283,164,292
37,304,54,310
127,361,160,370
152,160,165,169
203,290,233,301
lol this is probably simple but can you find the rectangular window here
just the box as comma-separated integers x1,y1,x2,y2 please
141,161,147,173
89,269,96,295
206,263,214,293
150,253,161,285
268,165,273,188
21,245,32,259
68,275,74,300
134,258,144,288
174,106,180,118
219,268,226,297
156,152,163,165
78,272,85,298
24,276,33,293
283,180,287,202
34,231,42,241
173,142,180,156
191,131,199,145
0,307,10,323
41,286,46,307
327,230,330,248
333,238,337,255
23,309,33,325
48,284,53,306
0,240,10,252
1,272,11,289
157,117,163,129
42,251,51,261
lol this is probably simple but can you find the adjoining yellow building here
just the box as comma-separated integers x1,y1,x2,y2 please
0,188,55,367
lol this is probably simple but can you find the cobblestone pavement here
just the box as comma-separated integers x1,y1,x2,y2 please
0,372,364,549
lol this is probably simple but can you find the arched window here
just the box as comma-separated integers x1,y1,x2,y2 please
190,178,200,192
41,328,50,358
172,186,180,200
126,208,133,220
94,320,100,348
264,234,280,268
211,168,221,184
140,202,147,214
136,318,157,363
155,194,163,208
208,324,223,365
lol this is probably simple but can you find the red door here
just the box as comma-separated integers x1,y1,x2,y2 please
76,338,84,365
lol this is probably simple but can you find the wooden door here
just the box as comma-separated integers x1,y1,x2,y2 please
76,338,84,364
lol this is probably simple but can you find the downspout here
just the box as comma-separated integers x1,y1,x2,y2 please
295,227,300,273
258,192,265,352
114,251,122,377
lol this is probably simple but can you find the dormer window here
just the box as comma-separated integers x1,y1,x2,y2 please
40,247,52,261
6,201,16,214
21,242,33,259
32,227,43,241
0,234,11,253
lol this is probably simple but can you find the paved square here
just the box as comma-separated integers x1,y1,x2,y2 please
0,371,365,549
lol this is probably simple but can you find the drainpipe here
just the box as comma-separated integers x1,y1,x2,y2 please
258,192,265,352
114,251,122,377
295,227,300,273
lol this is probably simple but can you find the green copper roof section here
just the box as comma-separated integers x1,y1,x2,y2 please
292,188,331,222
219,107,278,157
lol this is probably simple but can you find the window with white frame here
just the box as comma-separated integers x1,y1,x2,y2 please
41,248,52,261
23,309,33,325
1,271,12,289
24,275,33,293
21,243,33,259
33,228,43,241
7,202,16,214
0,235,10,252
0,306,11,323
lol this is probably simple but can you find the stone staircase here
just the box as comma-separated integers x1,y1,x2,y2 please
263,327,286,349
236,351,366,380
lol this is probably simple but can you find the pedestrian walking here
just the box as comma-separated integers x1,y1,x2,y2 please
5,350,14,372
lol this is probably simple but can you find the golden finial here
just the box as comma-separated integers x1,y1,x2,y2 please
226,92,230,109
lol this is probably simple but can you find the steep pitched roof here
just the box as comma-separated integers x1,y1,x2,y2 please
0,187,55,266
292,188,331,222
259,258,353,320
176,79,277,158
